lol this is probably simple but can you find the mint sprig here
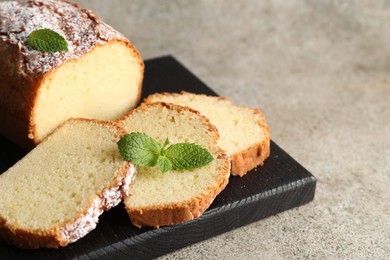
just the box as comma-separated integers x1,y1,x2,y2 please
117,132,214,173
164,143,214,170
117,132,162,167
27,28,68,53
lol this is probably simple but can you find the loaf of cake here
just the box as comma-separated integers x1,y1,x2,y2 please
0,0,144,149
143,92,271,176
0,118,136,249
116,102,230,228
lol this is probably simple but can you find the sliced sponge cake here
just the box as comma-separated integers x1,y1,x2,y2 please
143,92,271,176
117,102,230,228
0,0,144,149
0,118,135,249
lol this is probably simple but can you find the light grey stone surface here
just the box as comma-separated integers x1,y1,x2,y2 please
72,1,389,259
20,0,390,259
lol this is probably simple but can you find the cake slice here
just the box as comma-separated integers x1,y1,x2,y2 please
116,102,230,228
143,92,271,176
0,118,135,249
0,0,144,149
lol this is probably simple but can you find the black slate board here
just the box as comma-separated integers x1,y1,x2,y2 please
0,56,316,259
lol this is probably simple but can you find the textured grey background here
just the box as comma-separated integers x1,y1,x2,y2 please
71,1,390,259
9,0,390,259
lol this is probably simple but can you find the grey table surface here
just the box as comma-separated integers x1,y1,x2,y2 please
7,0,390,259
72,1,390,259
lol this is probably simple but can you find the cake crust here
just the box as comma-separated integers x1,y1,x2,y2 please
127,155,229,228
230,109,270,176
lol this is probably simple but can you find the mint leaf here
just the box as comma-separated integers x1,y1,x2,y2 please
165,143,214,170
27,28,68,53
117,132,214,173
117,132,162,167
157,155,172,173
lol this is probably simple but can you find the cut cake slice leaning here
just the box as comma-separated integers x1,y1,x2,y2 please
116,102,230,228
143,92,271,176
0,118,135,248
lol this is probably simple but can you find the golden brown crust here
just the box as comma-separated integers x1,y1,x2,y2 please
0,220,60,249
143,91,234,105
230,109,271,176
117,101,221,142
0,42,42,149
0,119,135,249
120,39,145,111
62,117,130,139
143,92,271,177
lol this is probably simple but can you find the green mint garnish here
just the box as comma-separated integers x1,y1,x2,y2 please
27,28,68,53
117,132,162,167
117,132,214,173
165,143,214,170
157,155,172,173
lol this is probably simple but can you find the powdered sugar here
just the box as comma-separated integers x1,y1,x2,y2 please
61,196,102,243
122,163,136,196
60,163,136,243
100,164,137,209
0,0,126,76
